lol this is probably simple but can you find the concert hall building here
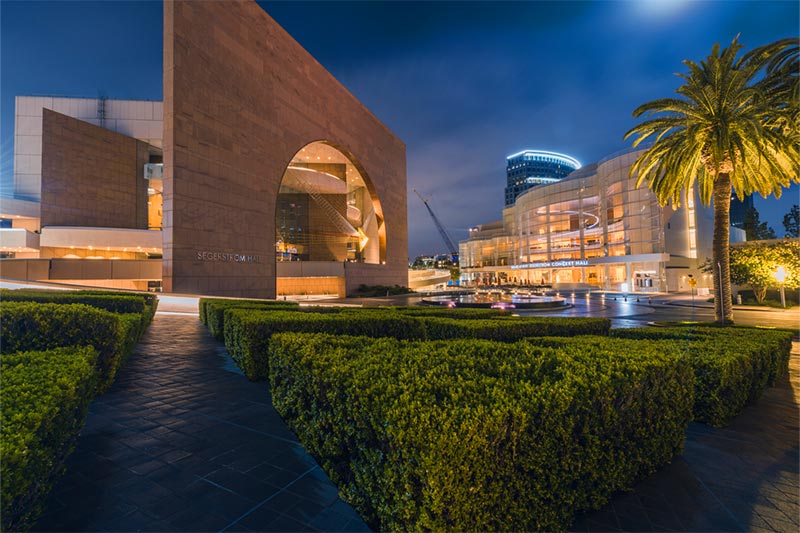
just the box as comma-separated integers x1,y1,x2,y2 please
0,0,408,298
460,148,746,293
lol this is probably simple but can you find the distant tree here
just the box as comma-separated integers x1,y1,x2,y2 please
449,265,461,282
742,207,777,240
625,37,800,324
411,256,429,269
783,204,800,237
720,240,800,303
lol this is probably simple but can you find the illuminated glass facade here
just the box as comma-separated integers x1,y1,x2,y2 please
505,150,581,206
461,148,741,293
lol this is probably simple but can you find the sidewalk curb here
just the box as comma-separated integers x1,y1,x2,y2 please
665,301,795,313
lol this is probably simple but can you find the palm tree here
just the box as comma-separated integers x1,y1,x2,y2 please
624,37,800,324
746,37,799,135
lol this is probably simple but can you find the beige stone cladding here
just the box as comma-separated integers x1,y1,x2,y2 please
163,0,407,298
40,109,149,229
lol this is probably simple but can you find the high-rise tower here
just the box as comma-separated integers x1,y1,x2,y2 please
505,150,580,206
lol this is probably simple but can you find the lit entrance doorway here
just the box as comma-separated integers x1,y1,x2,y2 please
275,141,386,297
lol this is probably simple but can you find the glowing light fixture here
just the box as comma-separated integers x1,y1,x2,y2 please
774,266,786,284
774,266,787,308
505,150,581,169
357,227,369,251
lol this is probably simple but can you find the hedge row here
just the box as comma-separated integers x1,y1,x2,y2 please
199,298,300,340
420,315,610,341
222,308,610,380
1,288,146,314
268,332,694,531
609,326,794,426
1,289,158,341
197,297,511,341
0,291,158,531
0,348,98,532
224,310,426,379
2,302,137,393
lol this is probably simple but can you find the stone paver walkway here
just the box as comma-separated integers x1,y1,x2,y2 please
33,314,369,532
33,309,799,532
572,344,800,532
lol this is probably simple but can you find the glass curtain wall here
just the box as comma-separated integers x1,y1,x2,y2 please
462,154,665,290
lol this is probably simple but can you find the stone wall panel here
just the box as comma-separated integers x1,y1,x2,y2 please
163,0,407,298
40,109,150,229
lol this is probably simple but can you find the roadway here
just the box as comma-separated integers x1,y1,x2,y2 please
516,293,800,330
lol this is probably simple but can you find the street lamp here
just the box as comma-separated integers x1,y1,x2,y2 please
773,266,786,309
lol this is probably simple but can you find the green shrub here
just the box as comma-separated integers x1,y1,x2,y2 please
0,289,159,339
117,313,145,362
205,300,298,340
0,293,156,531
199,297,296,326
71,289,158,309
422,316,610,341
1,347,98,532
609,326,794,426
199,298,299,340
222,309,608,380
200,298,510,340
0,288,145,314
1,302,125,392
351,284,412,297
63,289,159,330
224,309,427,379
268,333,693,532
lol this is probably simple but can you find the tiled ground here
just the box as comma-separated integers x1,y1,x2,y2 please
33,314,369,532
33,310,799,532
572,344,800,532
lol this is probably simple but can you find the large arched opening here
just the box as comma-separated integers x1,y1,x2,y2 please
275,141,386,296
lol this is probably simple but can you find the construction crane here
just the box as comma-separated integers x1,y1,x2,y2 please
413,188,459,261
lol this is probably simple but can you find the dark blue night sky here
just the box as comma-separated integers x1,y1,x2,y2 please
1,1,798,257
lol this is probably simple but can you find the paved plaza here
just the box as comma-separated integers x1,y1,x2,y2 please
33,314,369,533
30,296,799,532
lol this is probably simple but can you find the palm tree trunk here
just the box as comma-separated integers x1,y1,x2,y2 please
712,174,734,324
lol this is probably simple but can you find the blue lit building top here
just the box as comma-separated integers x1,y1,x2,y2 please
505,150,581,206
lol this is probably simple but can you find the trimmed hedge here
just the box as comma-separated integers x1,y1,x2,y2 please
0,292,157,531
1,302,126,392
1,288,159,341
197,297,513,341
222,308,610,380
1,288,146,314
1,347,98,532
0,294,158,393
268,333,693,531
199,298,300,340
224,309,427,379
422,316,610,341
609,326,794,426
199,296,298,325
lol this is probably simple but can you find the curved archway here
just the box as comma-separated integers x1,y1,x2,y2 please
275,141,386,265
